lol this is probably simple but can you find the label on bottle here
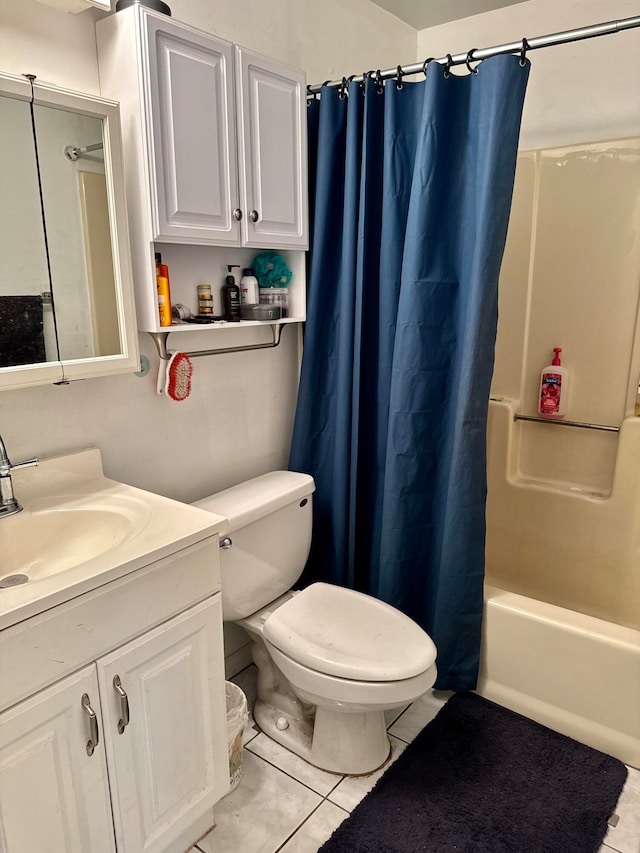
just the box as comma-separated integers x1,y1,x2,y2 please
540,372,562,415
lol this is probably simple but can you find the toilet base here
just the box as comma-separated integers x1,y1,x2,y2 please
254,698,392,776
241,612,398,775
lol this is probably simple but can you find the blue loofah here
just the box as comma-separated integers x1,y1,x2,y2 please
253,252,292,288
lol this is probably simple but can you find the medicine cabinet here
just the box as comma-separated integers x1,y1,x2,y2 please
96,7,308,340
0,72,139,391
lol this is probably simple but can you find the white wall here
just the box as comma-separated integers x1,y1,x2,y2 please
0,0,415,674
4,0,637,667
0,0,415,498
417,0,640,150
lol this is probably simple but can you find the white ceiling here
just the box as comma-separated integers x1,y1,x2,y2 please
369,0,530,30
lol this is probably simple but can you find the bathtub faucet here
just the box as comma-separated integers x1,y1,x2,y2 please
0,433,38,518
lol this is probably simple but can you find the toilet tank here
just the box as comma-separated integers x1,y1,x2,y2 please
194,471,315,620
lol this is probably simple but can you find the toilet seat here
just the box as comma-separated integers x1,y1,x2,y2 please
263,582,436,682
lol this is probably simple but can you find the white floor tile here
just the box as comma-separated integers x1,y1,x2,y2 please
197,679,640,853
277,801,349,853
602,766,640,853
198,751,321,853
384,704,409,728
327,734,407,812
247,733,343,797
387,689,450,743
231,665,260,746
231,664,258,708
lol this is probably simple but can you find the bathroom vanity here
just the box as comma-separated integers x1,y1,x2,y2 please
0,449,229,853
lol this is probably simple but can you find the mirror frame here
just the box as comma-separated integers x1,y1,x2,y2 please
0,71,139,391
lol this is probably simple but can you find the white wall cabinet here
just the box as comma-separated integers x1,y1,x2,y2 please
96,7,308,334
146,16,240,245
0,548,229,853
236,46,308,248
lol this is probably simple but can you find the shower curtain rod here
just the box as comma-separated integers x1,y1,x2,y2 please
307,15,640,94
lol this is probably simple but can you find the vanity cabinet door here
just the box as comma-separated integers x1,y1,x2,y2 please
0,665,115,853
144,14,240,244
97,596,229,853
236,47,308,249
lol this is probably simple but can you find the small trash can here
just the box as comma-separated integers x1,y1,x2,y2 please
225,681,248,792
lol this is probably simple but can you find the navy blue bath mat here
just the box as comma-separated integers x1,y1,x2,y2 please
320,692,627,853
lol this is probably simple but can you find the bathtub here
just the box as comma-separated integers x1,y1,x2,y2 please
476,585,640,769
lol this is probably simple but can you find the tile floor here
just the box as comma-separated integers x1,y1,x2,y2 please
192,666,640,853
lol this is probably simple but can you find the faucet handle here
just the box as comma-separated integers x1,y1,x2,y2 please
10,457,39,471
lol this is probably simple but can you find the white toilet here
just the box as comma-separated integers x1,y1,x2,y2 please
195,470,437,775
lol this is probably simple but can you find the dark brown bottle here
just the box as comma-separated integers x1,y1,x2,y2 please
222,264,241,321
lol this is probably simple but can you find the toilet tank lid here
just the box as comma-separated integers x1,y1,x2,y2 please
264,582,437,682
193,470,315,531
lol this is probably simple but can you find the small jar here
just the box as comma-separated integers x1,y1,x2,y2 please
259,287,288,318
197,284,214,316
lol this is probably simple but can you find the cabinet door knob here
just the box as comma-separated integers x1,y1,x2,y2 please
249,209,259,223
81,693,100,757
220,536,233,549
233,208,243,221
113,675,131,734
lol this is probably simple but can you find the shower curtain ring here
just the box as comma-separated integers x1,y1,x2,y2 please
344,73,358,96
374,69,384,94
519,38,530,66
422,57,435,77
395,65,404,90
338,77,348,99
465,48,480,74
306,84,318,101
444,53,453,78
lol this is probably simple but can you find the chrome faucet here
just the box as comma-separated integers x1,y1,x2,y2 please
0,433,39,518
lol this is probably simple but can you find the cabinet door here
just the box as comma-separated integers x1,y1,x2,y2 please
0,666,115,853
97,597,228,853
236,47,308,249
145,15,240,244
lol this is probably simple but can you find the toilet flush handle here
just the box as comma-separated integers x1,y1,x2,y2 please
220,537,233,549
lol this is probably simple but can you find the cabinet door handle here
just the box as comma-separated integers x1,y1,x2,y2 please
81,693,99,757
113,675,130,734
233,208,243,221
220,536,233,549
249,209,259,223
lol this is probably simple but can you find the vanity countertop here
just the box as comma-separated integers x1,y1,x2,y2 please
0,447,226,630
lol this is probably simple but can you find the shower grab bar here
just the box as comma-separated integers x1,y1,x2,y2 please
513,414,620,433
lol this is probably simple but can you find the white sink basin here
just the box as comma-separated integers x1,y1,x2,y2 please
0,448,226,630
0,498,148,584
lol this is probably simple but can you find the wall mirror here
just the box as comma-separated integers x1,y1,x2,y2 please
0,71,139,390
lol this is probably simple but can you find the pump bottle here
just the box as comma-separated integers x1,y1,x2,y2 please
538,347,570,418
222,264,241,321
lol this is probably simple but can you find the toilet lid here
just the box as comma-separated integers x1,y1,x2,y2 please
263,582,436,682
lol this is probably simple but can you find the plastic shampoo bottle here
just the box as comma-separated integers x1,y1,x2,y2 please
240,268,259,305
538,347,570,418
155,252,172,327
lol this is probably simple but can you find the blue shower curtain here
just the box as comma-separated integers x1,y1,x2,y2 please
290,56,529,691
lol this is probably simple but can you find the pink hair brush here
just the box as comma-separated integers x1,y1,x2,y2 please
156,351,193,401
